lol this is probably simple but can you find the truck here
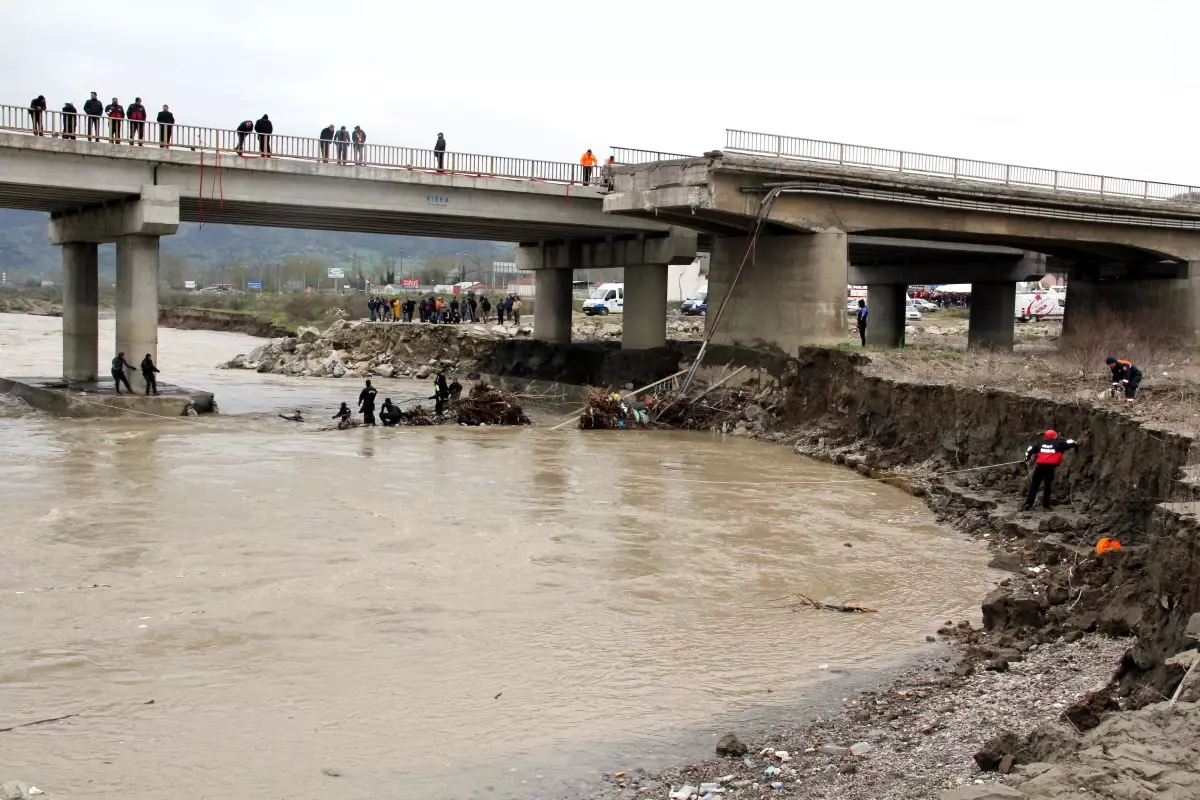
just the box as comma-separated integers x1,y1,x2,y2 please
1015,284,1065,321
681,284,708,315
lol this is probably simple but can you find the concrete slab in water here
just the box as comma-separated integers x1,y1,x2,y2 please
0,376,215,418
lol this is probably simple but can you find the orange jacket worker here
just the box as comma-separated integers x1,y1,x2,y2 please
580,149,598,184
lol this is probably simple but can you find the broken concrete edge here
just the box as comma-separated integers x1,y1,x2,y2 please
0,376,214,418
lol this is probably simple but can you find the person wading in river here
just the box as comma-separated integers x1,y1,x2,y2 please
358,379,378,426
1022,429,1078,511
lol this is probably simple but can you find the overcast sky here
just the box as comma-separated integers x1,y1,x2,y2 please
3,0,1197,183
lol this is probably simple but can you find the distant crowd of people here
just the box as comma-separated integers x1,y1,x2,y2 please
911,288,971,309
26,94,611,181
367,294,522,326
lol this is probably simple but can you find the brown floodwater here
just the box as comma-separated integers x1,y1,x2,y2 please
0,314,996,799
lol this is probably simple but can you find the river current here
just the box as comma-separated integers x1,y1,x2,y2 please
0,313,996,799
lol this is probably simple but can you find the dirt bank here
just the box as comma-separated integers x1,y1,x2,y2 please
158,307,295,338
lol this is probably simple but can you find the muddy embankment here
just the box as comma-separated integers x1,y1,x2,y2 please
158,307,294,338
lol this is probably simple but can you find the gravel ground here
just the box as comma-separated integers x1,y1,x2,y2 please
585,633,1130,800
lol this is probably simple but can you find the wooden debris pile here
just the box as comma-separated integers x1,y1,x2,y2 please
777,593,877,614
579,387,648,430
652,387,756,430
454,382,530,426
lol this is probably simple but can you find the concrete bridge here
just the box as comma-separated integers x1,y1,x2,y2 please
0,109,702,386
605,130,1200,351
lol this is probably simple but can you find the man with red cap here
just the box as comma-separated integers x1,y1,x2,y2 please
1022,429,1078,511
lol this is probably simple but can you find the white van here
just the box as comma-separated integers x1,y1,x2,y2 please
1015,290,1064,321
582,282,624,316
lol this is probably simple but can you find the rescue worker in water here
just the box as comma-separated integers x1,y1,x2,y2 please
1022,429,1079,511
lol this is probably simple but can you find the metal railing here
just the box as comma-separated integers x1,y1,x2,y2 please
610,146,694,165
0,104,600,185
725,128,1200,204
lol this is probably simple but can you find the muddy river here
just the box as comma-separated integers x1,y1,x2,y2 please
0,314,996,799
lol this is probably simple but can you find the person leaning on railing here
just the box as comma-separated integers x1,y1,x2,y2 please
28,95,46,136
352,125,366,164
156,105,174,147
61,101,78,140
580,148,598,184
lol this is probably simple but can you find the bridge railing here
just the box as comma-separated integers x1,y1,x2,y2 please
0,104,596,185
724,128,1200,204
610,146,695,164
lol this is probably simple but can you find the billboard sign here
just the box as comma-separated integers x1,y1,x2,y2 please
401,278,420,289
183,280,197,289
247,281,263,289
327,267,346,278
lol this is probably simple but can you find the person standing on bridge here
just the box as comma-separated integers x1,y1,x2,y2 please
600,155,616,191
319,124,335,162
111,352,134,395
235,119,253,153
105,97,124,142
61,101,78,140
580,149,598,184
1022,430,1078,511
856,299,868,346
352,125,366,165
358,379,378,426
140,353,160,396
127,97,147,145
434,132,446,171
335,125,351,165
254,115,273,156
83,92,103,141
157,105,175,147
29,95,47,136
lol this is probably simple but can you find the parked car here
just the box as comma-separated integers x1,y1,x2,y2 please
913,298,938,312
681,287,707,316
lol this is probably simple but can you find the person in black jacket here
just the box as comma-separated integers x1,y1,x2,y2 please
334,125,350,164
379,398,401,426
83,92,103,141
29,95,47,135
254,114,273,156
235,119,253,153
127,97,147,144
431,370,450,418
319,124,334,162
1105,356,1142,403
358,379,378,426
140,353,160,396
352,126,366,164
333,401,353,429
434,132,446,171
105,97,124,141
156,105,175,147
61,101,78,140
111,352,134,395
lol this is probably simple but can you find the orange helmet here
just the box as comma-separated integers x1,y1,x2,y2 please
1045,430,1058,439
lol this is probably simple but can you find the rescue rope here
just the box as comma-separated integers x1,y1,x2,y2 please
622,459,1028,487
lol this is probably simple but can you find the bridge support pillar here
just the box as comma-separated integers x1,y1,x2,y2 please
623,264,667,350
62,242,99,382
866,284,907,348
708,230,847,352
116,235,161,393
968,282,1016,350
1064,271,1200,346
531,268,573,344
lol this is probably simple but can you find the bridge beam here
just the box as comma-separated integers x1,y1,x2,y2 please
708,231,848,352
62,242,99,381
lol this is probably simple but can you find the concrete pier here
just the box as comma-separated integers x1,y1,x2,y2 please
866,284,907,348
0,376,214,418
115,235,161,393
708,231,848,352
62,241,99,381
532,268,573,344
1063,271,1200,345
623,263,668,350
968,282,1017,349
